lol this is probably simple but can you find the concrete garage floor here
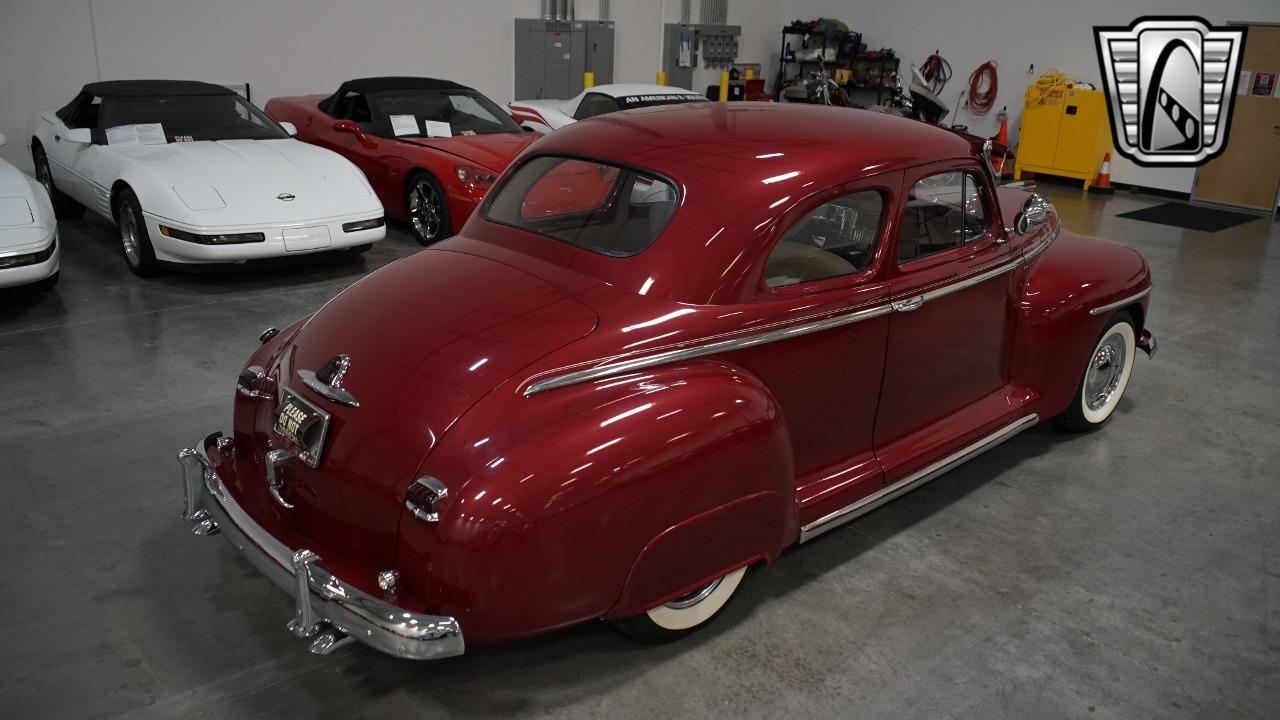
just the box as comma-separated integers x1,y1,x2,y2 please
1,186,1277,720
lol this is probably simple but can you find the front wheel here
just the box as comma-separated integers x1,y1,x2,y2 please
114,188,161,277
613,566,747,643
405,172,451,246
1056,312,1136,432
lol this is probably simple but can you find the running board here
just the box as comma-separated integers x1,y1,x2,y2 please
799,414,1040,543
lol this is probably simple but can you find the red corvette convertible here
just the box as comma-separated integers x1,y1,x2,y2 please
266,77,536,245
179,103,1155,660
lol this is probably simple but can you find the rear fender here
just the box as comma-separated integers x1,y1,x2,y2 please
406,359,796,642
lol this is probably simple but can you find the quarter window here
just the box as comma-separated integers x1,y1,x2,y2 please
574,93,620,120
898,172,989,263
764,190,883,288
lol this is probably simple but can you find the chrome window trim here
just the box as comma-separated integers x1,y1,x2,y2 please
799,413,1040,542
1088,286,1151,316
523,231,1060,397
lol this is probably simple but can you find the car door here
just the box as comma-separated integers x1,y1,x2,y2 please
873,161,1019,482
44,94,102,208
724,176,899,527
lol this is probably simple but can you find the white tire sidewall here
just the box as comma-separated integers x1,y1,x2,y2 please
1081,321,1136,425
645,567,747,631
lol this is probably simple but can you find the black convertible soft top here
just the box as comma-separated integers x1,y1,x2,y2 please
318,77,470,113
81,80,235,97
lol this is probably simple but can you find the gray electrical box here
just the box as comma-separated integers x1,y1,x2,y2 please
514,19,615,101
662,24,698,90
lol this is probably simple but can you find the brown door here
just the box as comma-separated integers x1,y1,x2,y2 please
1194,24,1280,211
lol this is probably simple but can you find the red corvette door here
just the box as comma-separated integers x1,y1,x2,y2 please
874,163,1018,482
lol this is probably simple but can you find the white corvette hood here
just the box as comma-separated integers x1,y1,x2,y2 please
114,139,381,226
0,159,56,252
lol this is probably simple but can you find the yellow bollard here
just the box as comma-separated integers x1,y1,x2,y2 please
656,71,666,86
584,71,595,89
719,71,730,102
745,68,754,80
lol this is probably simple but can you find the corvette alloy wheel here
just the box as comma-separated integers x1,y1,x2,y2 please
119,208,142,267
35,154,54,198
409,179,443,243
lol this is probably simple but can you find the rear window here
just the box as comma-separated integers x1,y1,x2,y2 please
485,156,678,257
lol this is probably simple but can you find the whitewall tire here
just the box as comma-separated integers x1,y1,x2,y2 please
1058,313,1136,432
614,566,747,643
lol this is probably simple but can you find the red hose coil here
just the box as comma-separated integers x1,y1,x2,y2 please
968,60,998,116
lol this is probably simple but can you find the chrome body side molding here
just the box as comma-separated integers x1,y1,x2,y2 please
1088,286,1152,316
799,413,1040,543
525,226,1060,397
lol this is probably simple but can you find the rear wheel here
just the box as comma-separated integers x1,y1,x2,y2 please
114,188,161,277
1056,312,1136,432
613,566,747,643
32,144,85,219
405,172,451,246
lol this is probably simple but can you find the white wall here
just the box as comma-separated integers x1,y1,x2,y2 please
0,0,783,173
785,0,1280,192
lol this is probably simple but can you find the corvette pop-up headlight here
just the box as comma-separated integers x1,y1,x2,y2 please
159,225,265,245
342,217,385,233
455,165,497,192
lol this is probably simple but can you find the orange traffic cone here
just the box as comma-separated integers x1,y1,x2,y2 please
1089,152,1114,195
993,108,1009,147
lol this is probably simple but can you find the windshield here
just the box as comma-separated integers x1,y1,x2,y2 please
99,94,287,142
370,89,522,137
485,156,678,257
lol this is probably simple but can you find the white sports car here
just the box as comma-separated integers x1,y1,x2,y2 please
0,133,59,291
28,80,385,277
508,83,708,133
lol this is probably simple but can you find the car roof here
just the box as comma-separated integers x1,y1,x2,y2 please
319,77,473,113
590,84,705,99
83,80,234,97
486,102,982,304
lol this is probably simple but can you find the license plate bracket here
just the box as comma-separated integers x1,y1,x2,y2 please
274,388,331,468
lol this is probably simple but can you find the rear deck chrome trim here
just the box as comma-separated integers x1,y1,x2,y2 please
1088,286,1151,316
799,413,1040,543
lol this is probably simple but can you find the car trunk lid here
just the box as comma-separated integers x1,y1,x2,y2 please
266,248,597,566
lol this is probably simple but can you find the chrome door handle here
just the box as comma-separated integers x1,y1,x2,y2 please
892,296,925,312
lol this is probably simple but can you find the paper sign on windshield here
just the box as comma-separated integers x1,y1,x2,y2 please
389,115,419,136
106,123,167,146
424,120,452,138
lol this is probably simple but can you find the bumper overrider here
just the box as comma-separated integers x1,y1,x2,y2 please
177,432,464,660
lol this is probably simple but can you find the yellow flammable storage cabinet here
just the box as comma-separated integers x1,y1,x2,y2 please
1014,83,1111,191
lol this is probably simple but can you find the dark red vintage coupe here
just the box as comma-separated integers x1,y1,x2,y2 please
266,77,536,245
179,103,1155,659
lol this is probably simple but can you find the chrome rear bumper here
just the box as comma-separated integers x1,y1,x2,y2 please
177,433,464,660
1138,329,1158,358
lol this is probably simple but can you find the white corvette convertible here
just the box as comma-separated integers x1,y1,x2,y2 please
508,83,707,133
28,80,385,277
0,133,59,291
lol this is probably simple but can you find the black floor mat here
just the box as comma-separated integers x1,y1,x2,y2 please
1116,202,1263,232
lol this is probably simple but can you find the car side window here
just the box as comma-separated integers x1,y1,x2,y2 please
764,190,883,288
898,171,989,263
335,92,373,129
574,93,620,120
67,96,102,130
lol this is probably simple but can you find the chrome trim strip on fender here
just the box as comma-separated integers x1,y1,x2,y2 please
1088,286,1152,316
799,413,1040,543
524,302,895,395
524,232,1062,397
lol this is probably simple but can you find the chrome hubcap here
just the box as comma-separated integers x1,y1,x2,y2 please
120,210,141,266
1085,332,1127,411
664,576,723,610
409,181,442,241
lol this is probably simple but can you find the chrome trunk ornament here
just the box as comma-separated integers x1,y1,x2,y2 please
299,353,360,407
